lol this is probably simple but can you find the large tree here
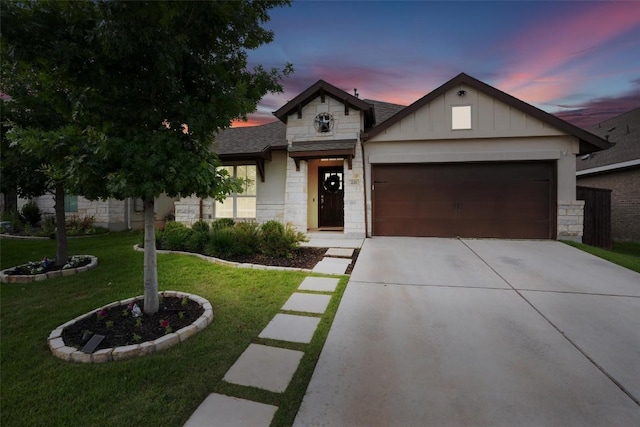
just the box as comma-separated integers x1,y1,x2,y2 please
4,1,292,313
1,1,102,266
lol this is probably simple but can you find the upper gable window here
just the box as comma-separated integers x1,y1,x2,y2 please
314,112,334,133
452,106,471,130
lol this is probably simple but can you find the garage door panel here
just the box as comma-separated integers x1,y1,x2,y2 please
372,162,555,239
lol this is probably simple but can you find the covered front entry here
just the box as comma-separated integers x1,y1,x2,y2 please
318,166,344,228
372,161,556,238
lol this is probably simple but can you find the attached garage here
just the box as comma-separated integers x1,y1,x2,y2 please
372,161,556,239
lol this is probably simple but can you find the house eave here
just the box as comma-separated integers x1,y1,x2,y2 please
576,159,640,177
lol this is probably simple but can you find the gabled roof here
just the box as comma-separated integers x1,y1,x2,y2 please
212,120,286,159
577,107,640,173
273,79,376,128
362,73,610,154
365,99,406,125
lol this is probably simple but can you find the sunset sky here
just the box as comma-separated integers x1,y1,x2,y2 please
235,0,640,129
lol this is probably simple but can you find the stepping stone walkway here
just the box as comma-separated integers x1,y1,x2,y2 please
184,275,341,426
311,248,354,275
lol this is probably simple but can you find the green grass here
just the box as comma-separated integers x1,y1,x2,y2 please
563,240,640,273
0,232,348,426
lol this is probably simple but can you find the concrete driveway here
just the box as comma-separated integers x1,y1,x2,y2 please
294,238,640,426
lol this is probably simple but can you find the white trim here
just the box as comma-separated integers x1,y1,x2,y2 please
576,159,640,176
369,150,562,164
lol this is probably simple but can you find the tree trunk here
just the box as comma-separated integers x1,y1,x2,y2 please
54,182,68,267
143,197,159,314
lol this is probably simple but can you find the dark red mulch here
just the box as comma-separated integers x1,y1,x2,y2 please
61,296,204,351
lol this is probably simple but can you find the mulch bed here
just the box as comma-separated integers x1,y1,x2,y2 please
6,257,92,276
222,246,360,273
62,296,204,351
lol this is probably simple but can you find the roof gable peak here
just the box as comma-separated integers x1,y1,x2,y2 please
273,79,375,127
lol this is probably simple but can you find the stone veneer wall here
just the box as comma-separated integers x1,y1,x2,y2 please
174,196,203,225
19,195,126,230
256,201,285,224
557,200,584,242
343,140,366,238
283,158,308,233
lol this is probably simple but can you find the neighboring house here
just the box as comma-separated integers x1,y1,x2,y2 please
176,72,609,242
576,107,640,242
15,194,177,231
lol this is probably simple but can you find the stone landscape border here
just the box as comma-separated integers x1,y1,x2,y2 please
48,291,214,363
0,255,98,284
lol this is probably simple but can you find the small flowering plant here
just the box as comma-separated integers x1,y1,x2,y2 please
6,255,91,275
96,308,108,321
159,319,172,334
62,255,91,270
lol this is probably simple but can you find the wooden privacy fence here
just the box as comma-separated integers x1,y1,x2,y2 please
577,186,612,249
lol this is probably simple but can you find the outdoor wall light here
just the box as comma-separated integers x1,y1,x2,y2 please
457,90,466,97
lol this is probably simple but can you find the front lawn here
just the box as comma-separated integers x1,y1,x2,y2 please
0,232,347,427
563,240,640,273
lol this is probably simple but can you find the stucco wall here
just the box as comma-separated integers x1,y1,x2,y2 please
577,168,640,242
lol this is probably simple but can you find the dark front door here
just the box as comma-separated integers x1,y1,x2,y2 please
318,167,344,228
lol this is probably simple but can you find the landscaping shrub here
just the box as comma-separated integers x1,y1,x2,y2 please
66,215,98,235
42,215,56,235
191,220,210,234
1,210,24,233
207,226,240,258
233,221,261,255
160,221,193,251
185,230,209,253
260,220,307,257
211,218,235,231
20,201,41,226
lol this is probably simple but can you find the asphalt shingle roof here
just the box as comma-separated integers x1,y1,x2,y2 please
576,107,640,171
365,99,406,125
212,120,286,156
212,99,403,156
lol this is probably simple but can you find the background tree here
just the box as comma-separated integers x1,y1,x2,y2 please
1,1,101,265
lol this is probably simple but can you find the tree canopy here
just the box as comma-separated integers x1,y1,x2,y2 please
1,0,293,312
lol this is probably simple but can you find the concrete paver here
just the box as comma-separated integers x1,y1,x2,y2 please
298,277,339,292
224,344,304,393
282,293,331,314
183,393,277,427
312,257,351,275
258,313,321,344
325,247,354,257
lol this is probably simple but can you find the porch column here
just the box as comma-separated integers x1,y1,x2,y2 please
284,157,308,233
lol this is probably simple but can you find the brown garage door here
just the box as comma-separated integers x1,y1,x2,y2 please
372,162,555,238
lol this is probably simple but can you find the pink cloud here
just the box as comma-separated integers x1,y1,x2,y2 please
553,78,640,128
496,2,640,103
